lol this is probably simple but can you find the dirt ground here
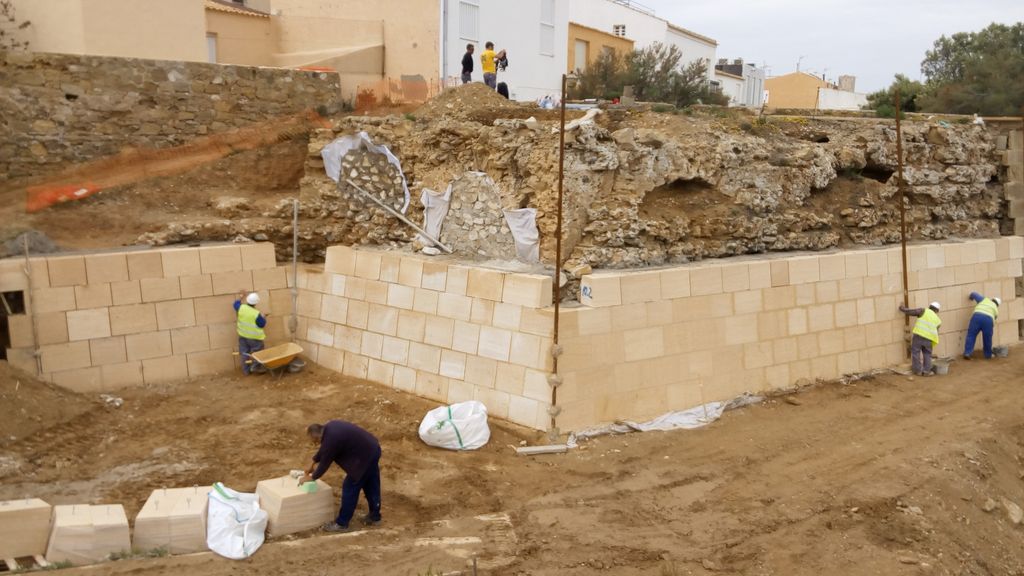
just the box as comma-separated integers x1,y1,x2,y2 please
2,348,1024,575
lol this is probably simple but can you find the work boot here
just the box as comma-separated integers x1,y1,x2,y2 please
962,354,972,360
321,522,351,533
360,514,382,526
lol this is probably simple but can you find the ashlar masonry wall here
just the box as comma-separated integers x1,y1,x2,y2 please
2,243,291,390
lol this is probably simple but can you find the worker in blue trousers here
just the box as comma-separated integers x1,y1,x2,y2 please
899,301,942,376
963,292,1001,360
302,420,382,533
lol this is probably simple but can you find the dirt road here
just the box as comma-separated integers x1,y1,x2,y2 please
2,350,1024,575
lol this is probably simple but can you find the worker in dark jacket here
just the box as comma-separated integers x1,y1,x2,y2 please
302,420,382,532
963,292,1001,359
899,301,942,376
460,43,474,84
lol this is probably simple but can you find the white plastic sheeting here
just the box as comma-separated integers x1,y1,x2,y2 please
206,482,268,560
418,401,491,451
502,208,540,263
321,131,411,214
418,184,452,247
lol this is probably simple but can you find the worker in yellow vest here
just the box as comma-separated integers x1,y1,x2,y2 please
963,292,1001,360
234,292,269,375
899,301,941,376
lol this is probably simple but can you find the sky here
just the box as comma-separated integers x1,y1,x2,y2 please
641,0,1024,93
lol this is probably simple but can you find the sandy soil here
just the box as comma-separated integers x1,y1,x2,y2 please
2,349,1024,575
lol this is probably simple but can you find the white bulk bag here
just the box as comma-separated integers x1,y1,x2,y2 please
206,482,268,559
418,401,491,451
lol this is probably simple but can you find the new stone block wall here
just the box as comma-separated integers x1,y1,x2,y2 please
0,51,341,182
290,246,555,430
1,243,290,391
560,237,1024,430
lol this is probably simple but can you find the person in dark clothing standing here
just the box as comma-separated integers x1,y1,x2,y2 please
460,43,474,84
302,420,382,532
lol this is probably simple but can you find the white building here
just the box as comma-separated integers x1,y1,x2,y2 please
441,0,569,101
567,0,717,81
714,58,766,108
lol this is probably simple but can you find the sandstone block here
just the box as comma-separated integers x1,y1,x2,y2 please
445,265,470,296
67,307,111,341
408,342,441,373
619,271,662,304
346,300,369,329
193,295,236,326
815,281,839,303
420,261,448,292
211,270,253,296
439,349,467,379
748,261,772,290
36,312,70,345
45,504,130,565
186,348,234,377
844,253,867,278
464,355,498,387
452,320,481,354
413,288,440,315
240,243,276,270
140,277,181,303
367,359,395,385
437,293,473,321
161,249,202,278
396,257,424,288
90,336,127,366
50,366,103,392
387,284,416,310
178,275,213,298
252,267,288,291
380,335,410,364
319,294,348,324
788,257,820,284
818,254,846,281
762,286,796,311
770,260,790,287
75,283,113,309
474,387,510,419
126,331,173,361
0,498,52,558
307,319,335,347
623,326,665,361
155,299,196,331
47,255,87,287
7,314,34,348
393,365,416,392
127,251,164,280
378,254,401,283
170,326,210,356
324,245,356,275
478,326,513,362
415,371,449,402
467,268,505,302
364,280,388,304
660,268,691,299
142,355,190,384
721,263,750,293
359,331,383,358
787,308,808,335
100,361,142,388
470,298,494,325
354,251,382,280
723,315,758,345
502,273,553,308
366,304,400,336
423,315,455,348
198,245,242,275
83,253,129,285
508,332,543,369
133,486,210,555
33,286,77,314
508,395,542,428
690,266,723,296
110,280,142,306
580,274,622,307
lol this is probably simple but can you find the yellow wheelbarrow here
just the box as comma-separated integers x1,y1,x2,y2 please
243,342,305,378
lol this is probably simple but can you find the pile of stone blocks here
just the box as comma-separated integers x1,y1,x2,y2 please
133,486,210,555
256,476,334,536
565,237,1024,429
292,246,555,430
0,498,52,560
1,242,289,391
45,504,130,565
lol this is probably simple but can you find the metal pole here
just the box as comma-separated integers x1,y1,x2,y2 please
289,199,299,341
23,236,42,375
550,73,568,438
893,90,910,337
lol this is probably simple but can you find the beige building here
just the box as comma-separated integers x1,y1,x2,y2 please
205,1,273,67
764,71,832,110
567,22,634,73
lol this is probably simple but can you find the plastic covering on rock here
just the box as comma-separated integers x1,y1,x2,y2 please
206,482,268,560
418,401,491,451
321,131,411,213
418,184,452,247
502,208,540,262
566,393,763,448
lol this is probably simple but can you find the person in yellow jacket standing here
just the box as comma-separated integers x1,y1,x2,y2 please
963,292,1001,360
899,301,941,376
234,291,269,375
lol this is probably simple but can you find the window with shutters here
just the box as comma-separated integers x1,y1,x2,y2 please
459,1,479,41
539,0,555,56
613,24,626,37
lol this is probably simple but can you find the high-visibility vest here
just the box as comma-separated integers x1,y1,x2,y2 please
911,308,941,344
973,298,999,319
236,303,265,340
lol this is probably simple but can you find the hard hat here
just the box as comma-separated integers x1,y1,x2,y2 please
929,301,941,311
993,297,1002,306
246,292,260,306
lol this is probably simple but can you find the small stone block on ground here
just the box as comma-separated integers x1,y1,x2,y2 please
0,498,52,558
133,486,210,555
256,476,334,537
45,504,131,565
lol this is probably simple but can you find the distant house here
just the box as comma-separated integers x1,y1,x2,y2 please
764,71,867,111
568,22,634,74
713,58,765,108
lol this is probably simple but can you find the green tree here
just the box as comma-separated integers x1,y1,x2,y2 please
865,74,927,118
573,42,728,108
918,22,1024,116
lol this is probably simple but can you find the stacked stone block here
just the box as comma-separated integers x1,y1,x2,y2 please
1002,129,1024,235
566,237,1024,430
1,243,289,391
291,246,554,430
0,498,52,559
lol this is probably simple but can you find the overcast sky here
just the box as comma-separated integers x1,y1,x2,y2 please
642,0,1024,93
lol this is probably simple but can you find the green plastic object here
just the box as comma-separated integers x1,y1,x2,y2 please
300,481,318,494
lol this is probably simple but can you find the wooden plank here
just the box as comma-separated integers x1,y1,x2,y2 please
515,444,569,456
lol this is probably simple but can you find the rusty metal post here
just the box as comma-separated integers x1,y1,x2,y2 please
549,73,568,440
893,90,910,340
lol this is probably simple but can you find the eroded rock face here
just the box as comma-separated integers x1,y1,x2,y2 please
151,111,1004,268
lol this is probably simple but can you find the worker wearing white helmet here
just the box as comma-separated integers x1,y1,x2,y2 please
899,301,942,376
964,292,1001,360
234,291,269,375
